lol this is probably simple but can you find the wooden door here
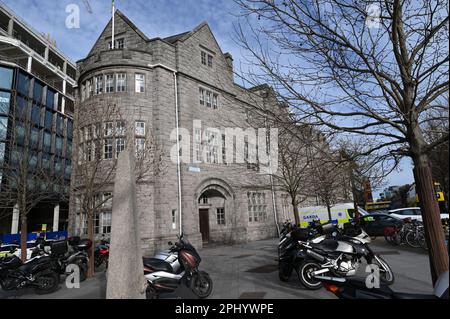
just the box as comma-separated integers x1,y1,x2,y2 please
199,209,210,243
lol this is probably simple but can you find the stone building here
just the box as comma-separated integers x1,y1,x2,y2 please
69,10,312,253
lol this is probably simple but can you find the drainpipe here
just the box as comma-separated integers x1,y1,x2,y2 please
147,64,182,236
265,118,280,237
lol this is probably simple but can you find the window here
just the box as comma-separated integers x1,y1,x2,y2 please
43,132,52,153
106,74,114,93
135,74,145,93
208,55,213,68
204,130,219,164
172,210,177,230
44,110,53,130
31,104,41,126
104,122,114,137
81,84,86,101
15,123,25,146
87,79,93,98
94,213,100,235
17,72,30,96
15,96,28,120
102,212,112,234
46,89,56,110
0,142,6,165
217,208,225,225
33,81,43,104
116,138,125,157
0,117,8,141
109,38,125,49
135,121,145,136
42,153,51,170
206,91,212,108
30,127,40,149
248,192,267,222
116,73,127,92
0,91,11,115
201,51,207,65
55,137,64,156
194,128,202,162
56,115,64,136
95,75,103,95
212,94,218,109
199,88,205,106
135,138,145,156
104,138,113,159
103,193,113,208
222,134,226,164
0,66,13,90
116,120,126,136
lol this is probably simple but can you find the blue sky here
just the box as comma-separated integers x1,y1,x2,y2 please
2,0,415,196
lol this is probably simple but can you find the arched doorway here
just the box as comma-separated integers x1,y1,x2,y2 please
195,179,235,244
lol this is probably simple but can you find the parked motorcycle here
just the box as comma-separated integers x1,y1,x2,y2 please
0,254,60,295
278,223,324,282
143,234,212,299
94,236,110,269
315,271,448,299
31,238,90,282
279,220,395,290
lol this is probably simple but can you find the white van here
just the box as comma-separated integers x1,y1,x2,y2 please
297,203,368,228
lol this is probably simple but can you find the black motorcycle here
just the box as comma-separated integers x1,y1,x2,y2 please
278,221,394,289
31,238,90,282
0,254,60,295
278,222,334,282
315,272,449,299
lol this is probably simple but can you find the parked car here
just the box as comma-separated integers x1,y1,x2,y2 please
388,207,449,221
360,213,404,237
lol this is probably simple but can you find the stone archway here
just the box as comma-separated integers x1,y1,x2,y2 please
194,178,236,244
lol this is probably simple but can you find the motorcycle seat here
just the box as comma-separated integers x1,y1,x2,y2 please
142,258,173,273
311,239,339,252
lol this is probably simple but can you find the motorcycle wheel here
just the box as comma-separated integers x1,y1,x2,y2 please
374,256,395,285
190,271,213,299
405,232,420,248
77,261,88,282
34,271,60,295
145,285,159,299
278,262,292,282
297,261,323,290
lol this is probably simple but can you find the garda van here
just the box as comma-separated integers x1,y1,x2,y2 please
297,203,368,228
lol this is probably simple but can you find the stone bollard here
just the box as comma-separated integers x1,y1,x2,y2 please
106,148,147,299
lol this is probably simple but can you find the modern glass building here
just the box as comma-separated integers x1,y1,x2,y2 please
0,3,76,235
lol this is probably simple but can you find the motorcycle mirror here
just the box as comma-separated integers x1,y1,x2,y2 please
168,242,173,246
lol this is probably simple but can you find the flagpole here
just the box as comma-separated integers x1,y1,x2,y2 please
111,0,115,49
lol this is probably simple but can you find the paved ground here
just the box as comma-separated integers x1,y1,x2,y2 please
0,238,434,299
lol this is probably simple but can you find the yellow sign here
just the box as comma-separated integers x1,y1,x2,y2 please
42,224,47,232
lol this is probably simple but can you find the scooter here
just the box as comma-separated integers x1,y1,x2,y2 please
143,234,213,299
315,271,449,299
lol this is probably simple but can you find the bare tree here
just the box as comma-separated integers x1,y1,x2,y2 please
272,124,318,225
71,100,163,277
0,92,68,261
235,0,449,284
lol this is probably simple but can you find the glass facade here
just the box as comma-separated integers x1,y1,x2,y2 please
0,64,74,194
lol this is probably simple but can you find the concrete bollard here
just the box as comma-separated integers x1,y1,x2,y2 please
106,148,147,299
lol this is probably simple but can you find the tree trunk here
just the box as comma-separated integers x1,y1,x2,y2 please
413,155,449,285
87,212,95,278
326,204,332,222
292,201,300,226
20,215,27,262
